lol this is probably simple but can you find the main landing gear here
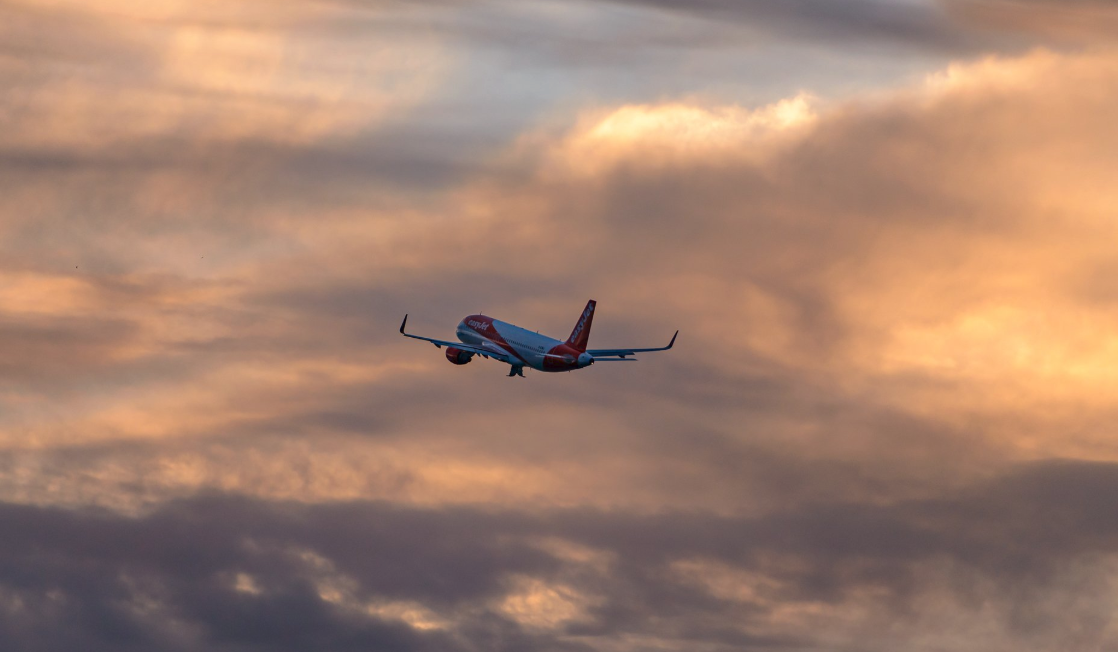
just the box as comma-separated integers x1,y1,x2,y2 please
507,365,525,378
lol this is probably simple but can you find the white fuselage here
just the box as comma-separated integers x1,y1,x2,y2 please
455,314,589,372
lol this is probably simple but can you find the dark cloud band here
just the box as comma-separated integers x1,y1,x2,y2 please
0,460,1114,651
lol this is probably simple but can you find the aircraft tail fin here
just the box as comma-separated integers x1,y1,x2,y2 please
566,300,596,351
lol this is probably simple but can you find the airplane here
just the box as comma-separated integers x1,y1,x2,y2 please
399,300,677,377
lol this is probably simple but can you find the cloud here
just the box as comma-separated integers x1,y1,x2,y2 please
503,0,1118,50
4,48,1118,514
609,0,1118,47
1,461,1118,651
942,0,1118,40
0,0,446,166
600,0,981,50
2,4,1118,648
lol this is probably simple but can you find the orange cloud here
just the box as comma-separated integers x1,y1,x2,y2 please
0,0,446,154
10,4,1118,649
4,44,1118,519
943,0,1118,41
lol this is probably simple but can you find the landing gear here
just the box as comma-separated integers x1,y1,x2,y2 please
507,365,525,378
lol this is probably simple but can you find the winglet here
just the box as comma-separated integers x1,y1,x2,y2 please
400,314,408,334
666,330,678,349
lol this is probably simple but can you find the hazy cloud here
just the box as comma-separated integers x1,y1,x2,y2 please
942,0,1118,39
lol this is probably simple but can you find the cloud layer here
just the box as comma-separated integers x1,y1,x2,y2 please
3,0,1118,649
4,460,1118,651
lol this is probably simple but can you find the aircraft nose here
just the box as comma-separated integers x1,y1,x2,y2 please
577,352,594,367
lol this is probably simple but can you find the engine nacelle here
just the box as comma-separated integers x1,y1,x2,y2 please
445,347,474,365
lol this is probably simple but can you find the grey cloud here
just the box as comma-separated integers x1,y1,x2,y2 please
332,0,993,54
600,0,982,50
1,461,1117,651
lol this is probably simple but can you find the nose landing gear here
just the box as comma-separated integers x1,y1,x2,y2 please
507,365,525,378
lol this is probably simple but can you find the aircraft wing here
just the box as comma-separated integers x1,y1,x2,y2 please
399,315,515,364
587,330,678,359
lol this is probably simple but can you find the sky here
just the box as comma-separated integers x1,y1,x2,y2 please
2,0,1118,650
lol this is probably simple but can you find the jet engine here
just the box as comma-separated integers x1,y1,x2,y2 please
445,347,474,365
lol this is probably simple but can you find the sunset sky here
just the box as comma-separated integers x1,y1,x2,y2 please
3,0,1118,650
